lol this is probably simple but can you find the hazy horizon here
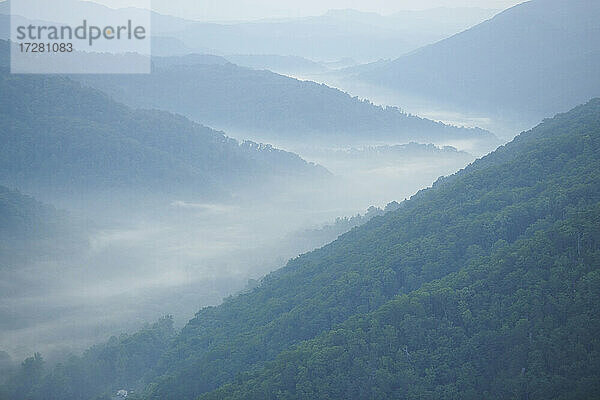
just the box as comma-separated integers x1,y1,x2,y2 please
76,0,526,21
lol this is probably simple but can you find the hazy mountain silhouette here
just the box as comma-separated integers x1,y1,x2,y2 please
357,0,600,124
75,60,498,152
0,66,328,202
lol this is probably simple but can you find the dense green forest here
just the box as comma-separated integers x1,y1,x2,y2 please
201,209,600,399
204,204,600,399
146,98,600,399
0,65,327,200
4,98,598,399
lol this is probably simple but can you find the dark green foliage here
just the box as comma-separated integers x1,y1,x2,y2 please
3,317,175,400
141,100,600,399
204,207,600,399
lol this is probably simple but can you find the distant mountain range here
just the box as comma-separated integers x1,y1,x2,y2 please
165,7,498,62
355,0,600,125
0,1,498,61
0,0,195,36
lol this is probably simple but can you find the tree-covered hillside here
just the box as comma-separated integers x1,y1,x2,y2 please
138,99,600,399
1,317,175,400
205,207,600,399
74,62,497,150
0,67,327,200
0,185,83,266
3,96,598,399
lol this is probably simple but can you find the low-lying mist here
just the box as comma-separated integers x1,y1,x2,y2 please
288,70,537,143
0,144,477,364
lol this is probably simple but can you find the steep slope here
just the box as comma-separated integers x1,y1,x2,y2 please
358,0,600,123
3,99,599,400
140,99,600,400
205,207,600,399
74,62,497,151
0,67,327,201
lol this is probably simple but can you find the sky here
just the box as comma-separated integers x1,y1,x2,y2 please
83,0,528,21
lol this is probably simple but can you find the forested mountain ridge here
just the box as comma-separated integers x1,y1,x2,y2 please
136,99,600,400
204,205,600,399
74,61,498,151
0,66,328,201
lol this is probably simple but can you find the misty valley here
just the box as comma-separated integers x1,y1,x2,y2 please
1,0,600,399
0,68,474,362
